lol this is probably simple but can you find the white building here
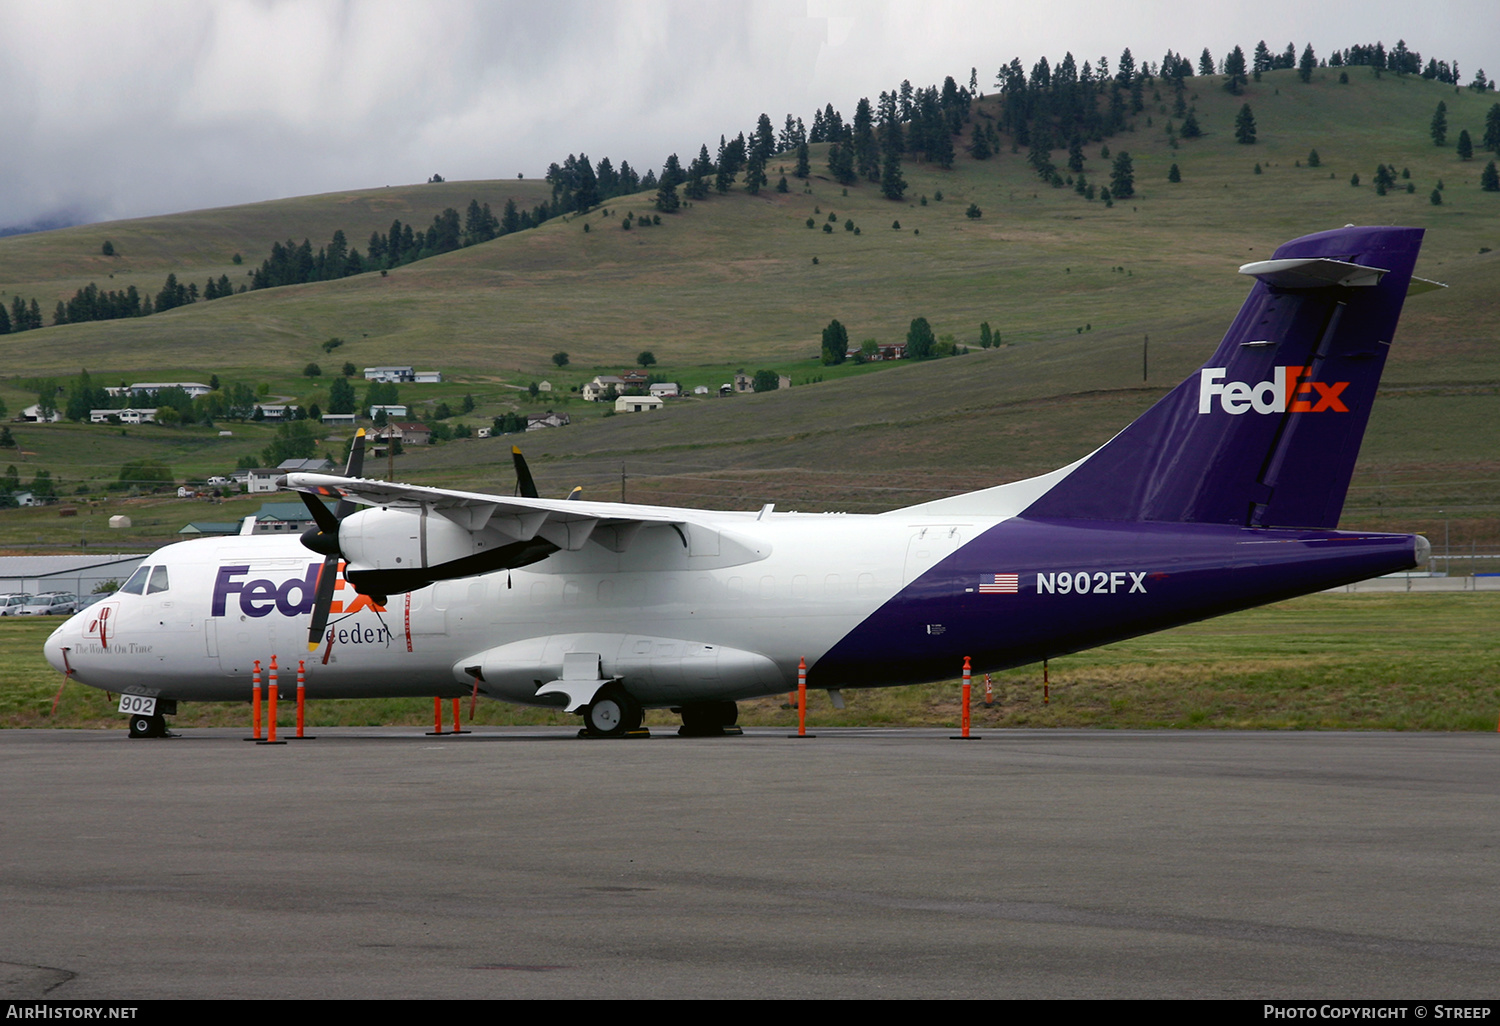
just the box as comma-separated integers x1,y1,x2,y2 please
90,408,157,424
582,376,625,402
246,469,282,494
369,404,409,419
106,382,212,398
615,395,664,414
19,404,63,423
649,382,680,398
364,366,415,382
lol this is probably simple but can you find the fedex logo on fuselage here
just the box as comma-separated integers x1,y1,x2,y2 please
1198,366,1349,415
211,564,384,618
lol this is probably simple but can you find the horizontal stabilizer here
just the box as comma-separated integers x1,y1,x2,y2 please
1238,257,1388,289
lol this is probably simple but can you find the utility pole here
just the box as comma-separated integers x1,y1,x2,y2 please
1143,334,1149,382
620,462,626,503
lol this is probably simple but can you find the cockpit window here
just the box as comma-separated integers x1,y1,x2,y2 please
147,566,170,594
119,566,151,595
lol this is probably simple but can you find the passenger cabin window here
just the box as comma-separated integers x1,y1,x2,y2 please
147,566,170,594
119,566,151,595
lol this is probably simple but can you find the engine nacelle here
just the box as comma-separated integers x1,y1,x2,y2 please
338,506,485,572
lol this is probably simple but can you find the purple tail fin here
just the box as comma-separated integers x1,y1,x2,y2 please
1024,226,1425,529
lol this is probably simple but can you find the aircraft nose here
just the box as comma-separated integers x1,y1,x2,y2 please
44,613,82,676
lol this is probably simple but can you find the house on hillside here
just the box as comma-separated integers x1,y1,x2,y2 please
364,366,415,382
649,382,680,398
245,469,282,494
373,422,431,447
107,382,212,399
363,367,441,384
582,376,625,402
277,457,335,474
526,412,570,431
846,343,907,362
90,408,157,424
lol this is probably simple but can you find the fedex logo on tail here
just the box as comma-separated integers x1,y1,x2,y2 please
1198,366,1349,415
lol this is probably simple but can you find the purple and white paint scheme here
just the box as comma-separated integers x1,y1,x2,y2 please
45,226,1435,737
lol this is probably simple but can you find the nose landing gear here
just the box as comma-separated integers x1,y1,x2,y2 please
127,713,171,739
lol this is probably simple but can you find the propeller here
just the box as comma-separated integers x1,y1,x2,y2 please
511,446,539,499
512,445,583,500
299,429,367,651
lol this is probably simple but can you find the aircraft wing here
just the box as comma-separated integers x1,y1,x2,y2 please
285,472,697,554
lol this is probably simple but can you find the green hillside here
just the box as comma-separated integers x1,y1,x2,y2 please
0,67,1497,551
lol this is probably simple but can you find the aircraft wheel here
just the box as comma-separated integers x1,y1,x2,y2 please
680,701,737,734
583,685,641,738
128,713,166,738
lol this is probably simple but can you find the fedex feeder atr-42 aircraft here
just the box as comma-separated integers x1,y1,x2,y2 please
45,226,1438,738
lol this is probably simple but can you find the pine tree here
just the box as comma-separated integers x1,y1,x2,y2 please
1298,44,1316,82
1458,130,1474,161
1168,163,1181,182
880,149,906,201
743,152,767,195
1235,104,1257,144
1482,161,1500,192
1431,101,1448,146
1307,149,1321,167
1110,151,1135,198
906,317,936,360
1485,104,1500,153
821,319,849,365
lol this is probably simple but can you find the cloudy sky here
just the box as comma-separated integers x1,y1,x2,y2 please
2,0,1496,230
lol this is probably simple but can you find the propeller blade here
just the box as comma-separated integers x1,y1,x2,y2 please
338,429,367,518
345,428,367,477
512,446,540,499
301,431,369,649
306,557,339,651
297,489,339,535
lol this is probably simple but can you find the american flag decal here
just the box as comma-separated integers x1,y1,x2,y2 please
978,574,1020,594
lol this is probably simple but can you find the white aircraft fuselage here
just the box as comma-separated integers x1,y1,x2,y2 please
41,225,1437,734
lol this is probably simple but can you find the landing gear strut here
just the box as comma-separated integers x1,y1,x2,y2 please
581,684,643,738
678,701,740,737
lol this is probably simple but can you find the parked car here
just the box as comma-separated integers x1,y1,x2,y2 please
0,593,34,616
18,593,78,616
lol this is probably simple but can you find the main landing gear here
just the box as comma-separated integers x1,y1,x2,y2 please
581,683,644,739
678,701,740,737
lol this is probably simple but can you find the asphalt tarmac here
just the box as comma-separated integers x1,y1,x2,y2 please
1,726,1496,999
